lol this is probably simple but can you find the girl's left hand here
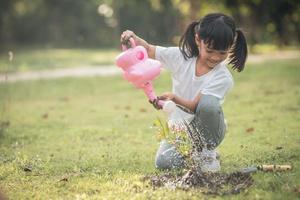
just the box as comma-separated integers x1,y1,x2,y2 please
148,92,176,110
157,92,176,101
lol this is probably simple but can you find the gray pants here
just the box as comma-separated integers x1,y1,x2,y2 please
155,95,226,170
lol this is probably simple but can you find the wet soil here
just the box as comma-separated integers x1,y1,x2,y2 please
143,168,254,195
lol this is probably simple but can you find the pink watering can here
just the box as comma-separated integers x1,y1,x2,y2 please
115,38,175,114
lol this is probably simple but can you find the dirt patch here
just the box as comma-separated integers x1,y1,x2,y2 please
149,119,254,195
143,168,254,195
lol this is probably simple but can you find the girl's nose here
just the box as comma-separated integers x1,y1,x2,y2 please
210,56,221,62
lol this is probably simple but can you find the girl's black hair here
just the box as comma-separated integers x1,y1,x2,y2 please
179,13,248,72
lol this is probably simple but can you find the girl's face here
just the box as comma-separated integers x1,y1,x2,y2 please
195,35,229,68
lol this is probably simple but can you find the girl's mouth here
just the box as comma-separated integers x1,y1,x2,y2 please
207,60,218,66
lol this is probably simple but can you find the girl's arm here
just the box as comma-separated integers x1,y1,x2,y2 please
120,30,156,59
157,92,201,113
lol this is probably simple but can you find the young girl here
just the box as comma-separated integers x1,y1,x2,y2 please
121,13,247,172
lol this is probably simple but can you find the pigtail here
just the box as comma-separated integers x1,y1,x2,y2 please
229,29,248,72
179,21,199,59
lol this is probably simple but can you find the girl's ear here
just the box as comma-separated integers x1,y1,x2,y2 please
195,34,201,47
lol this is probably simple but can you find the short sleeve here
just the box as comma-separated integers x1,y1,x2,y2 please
201,73,233,100
155,46,183,74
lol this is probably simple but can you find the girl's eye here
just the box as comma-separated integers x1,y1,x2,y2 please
206,50,213,53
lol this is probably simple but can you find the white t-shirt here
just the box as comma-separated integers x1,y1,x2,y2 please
155,46,234,123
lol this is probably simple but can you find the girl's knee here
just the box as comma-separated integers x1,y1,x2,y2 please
196,95,221,115
155,147,185,170
155,154,171,170
192,95,226,149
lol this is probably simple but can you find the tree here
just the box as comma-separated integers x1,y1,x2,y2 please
224,0,300,45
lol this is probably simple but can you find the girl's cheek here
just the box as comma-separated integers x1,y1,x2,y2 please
222,54,228,61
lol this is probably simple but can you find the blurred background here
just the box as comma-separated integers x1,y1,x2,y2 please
1,0,299,51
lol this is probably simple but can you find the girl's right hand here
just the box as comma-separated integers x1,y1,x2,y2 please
120,30,142,47
120,30,156,59
120,30,150,48
120,30,136,44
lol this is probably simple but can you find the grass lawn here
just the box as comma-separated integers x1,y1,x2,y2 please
0,48,118,73
0,57,300,199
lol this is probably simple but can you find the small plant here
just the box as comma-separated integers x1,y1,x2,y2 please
152,117,210,170
152,117,193,159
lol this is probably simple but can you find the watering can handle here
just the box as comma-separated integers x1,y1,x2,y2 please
122,37,136,51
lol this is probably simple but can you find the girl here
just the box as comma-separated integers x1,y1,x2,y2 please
120,13,247,172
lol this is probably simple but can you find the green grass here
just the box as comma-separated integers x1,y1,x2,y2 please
250,44,300,54
0,48,119,73
0,57,300,199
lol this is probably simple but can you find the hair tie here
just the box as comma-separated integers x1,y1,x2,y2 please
194,21,200,32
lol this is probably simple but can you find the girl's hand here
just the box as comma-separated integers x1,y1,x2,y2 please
157,92,176,101
120,30,137,44
120,30,145,47
120,30,156,59
148,92,176,110
148,99,162,110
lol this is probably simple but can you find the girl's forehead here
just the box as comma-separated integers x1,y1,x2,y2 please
201,40,229,53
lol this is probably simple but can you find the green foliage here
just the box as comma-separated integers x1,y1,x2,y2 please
0,0,299,48
223,0,300,45
152,117,193,158
152,117,169,141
